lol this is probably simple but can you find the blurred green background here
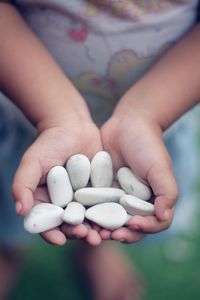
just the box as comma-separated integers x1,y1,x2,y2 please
8,125,200,300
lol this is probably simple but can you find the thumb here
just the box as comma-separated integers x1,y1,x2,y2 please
12,155,43,215
147,162,179,221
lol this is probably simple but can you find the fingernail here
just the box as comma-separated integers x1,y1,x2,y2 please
163,209,171,221
16,202,23,214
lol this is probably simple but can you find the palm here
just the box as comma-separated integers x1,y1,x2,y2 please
30,121,102,182
100,115,175,243
13,120,103,245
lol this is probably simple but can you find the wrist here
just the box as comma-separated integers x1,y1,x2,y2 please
107,102,163,156
113,86,164,133
36,102,93,134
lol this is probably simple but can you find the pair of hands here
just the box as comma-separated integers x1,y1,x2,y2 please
12,100,178,246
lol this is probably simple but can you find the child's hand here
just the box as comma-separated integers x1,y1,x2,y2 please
100,105,178,243
12,117,103,246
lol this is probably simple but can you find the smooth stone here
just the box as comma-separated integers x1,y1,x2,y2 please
62,202,85,225
74,187,125,206
47,166,73,207
120,195,155,216
90,151,113,187
85,203,127,230
24,203,64,234
66,154,90,191
117,167,152,201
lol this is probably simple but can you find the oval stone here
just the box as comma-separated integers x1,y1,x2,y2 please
90,151,113,187
120,194,155,216
24,203,64,234
74,187,125,206
66,154,90,191
62,202,85,225
85,203,127,230
117,167,152,201
47,166,73,207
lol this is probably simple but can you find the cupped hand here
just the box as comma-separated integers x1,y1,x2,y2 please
100,106,178,243
12,117,103,246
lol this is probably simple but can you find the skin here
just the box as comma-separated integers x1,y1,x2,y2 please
100,112,175,242
99,24,200,242
0,4,103,245
0,3,199,245
13,120,103,246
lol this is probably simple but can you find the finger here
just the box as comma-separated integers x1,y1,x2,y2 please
12,155,43,215
83,221,93,230
147,163,178,221
61,223,88,239
128,210,174,233
126,144,178,222
154,195,176,222
86,229,102,246
91,224,102,232
118,124,179,222
100,120,125,171
33,186,50,203
41,228,67,246
99,229,112,240
111,227,145,243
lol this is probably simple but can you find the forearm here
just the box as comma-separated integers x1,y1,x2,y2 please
114,24,200,130
0,4,91,130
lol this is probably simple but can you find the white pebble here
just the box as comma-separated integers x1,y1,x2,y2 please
74,187,125,206
85,203,127,230
117,167,152,201
90,151,113,187
47,166,73,207
62,202,85,225
120,195,155,216
24,203,63,234
66,154,90,191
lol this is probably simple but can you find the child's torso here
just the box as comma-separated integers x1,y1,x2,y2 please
15,0,198,124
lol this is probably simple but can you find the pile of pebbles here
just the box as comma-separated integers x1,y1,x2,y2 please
24,151,154,234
